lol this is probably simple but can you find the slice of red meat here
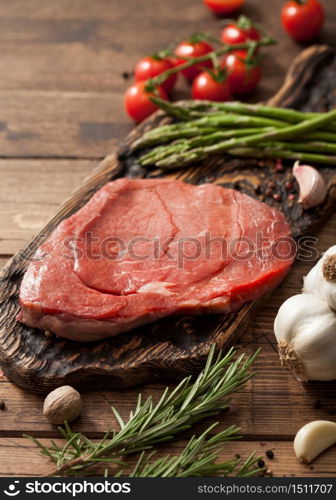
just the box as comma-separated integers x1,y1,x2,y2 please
18,178,294,342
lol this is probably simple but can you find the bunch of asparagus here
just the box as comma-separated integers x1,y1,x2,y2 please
133,99,336,169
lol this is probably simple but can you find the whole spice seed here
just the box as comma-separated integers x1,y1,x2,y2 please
266,450,274,459
258,459,265,468
43,386,82,425
122,71,133,80
275,162,284,172
273,193,282,202
0,400,6,411
313,399,322,410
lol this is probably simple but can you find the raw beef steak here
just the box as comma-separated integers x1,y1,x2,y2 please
18,178,294,341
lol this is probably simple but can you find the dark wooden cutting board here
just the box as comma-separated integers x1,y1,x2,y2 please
1,45,336,394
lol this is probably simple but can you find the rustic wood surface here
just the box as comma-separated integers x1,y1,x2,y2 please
1,45,336,394
0,0,336,477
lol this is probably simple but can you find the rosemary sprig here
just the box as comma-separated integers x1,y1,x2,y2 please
126,424,262,477
25,345,259,477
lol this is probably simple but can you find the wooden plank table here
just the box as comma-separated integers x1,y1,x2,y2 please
0,0,336,477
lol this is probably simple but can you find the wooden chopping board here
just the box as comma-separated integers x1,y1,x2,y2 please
0,45,336,394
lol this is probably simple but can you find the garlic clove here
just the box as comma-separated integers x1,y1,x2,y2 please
294,420,336,464
274,293,336,381
304,245,336,311
293,161,327,210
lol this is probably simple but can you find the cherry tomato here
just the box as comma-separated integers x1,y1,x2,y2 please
221,16,261,45
203,0,244,15
124,81,167,122
222,50,261,95
281,0,324,42
134,55,177,94
192,70,232,102
174,39,213,82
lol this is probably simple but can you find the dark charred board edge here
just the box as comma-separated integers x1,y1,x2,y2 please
1,45,336,394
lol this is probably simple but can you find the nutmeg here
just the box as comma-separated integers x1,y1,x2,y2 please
43,385,82,424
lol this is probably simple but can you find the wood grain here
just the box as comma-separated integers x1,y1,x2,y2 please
1,343,335,439
2,437,335,477
0,159,96,254
1,45,336,394
0,0,335,159
1,0,336,478
0,0,334,95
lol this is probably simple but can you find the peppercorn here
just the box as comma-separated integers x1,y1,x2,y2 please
121,71,133,80
258,459,265,468
266,449,274,459
273,193,282,202
275,161,284,172
313,399,322,410
0,400,6,411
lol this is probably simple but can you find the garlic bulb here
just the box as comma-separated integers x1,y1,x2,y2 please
293,162,327,210
294,420,336,464
304,245,336,311
274,293,336,381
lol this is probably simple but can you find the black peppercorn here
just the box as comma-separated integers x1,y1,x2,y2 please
266,450,274,459
121,71,133,80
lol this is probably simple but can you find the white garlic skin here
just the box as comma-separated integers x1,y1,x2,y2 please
274,294,336,381
304,245,336,311
293,162,327,210
294,420,336,464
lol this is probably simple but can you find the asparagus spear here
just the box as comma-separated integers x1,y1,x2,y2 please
264,140,336,155
151,98,336,133
139,129,275,165
132,114,284,150
139,110,336,168
136,127,272,152
228,147,336,165
151,97,317,123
